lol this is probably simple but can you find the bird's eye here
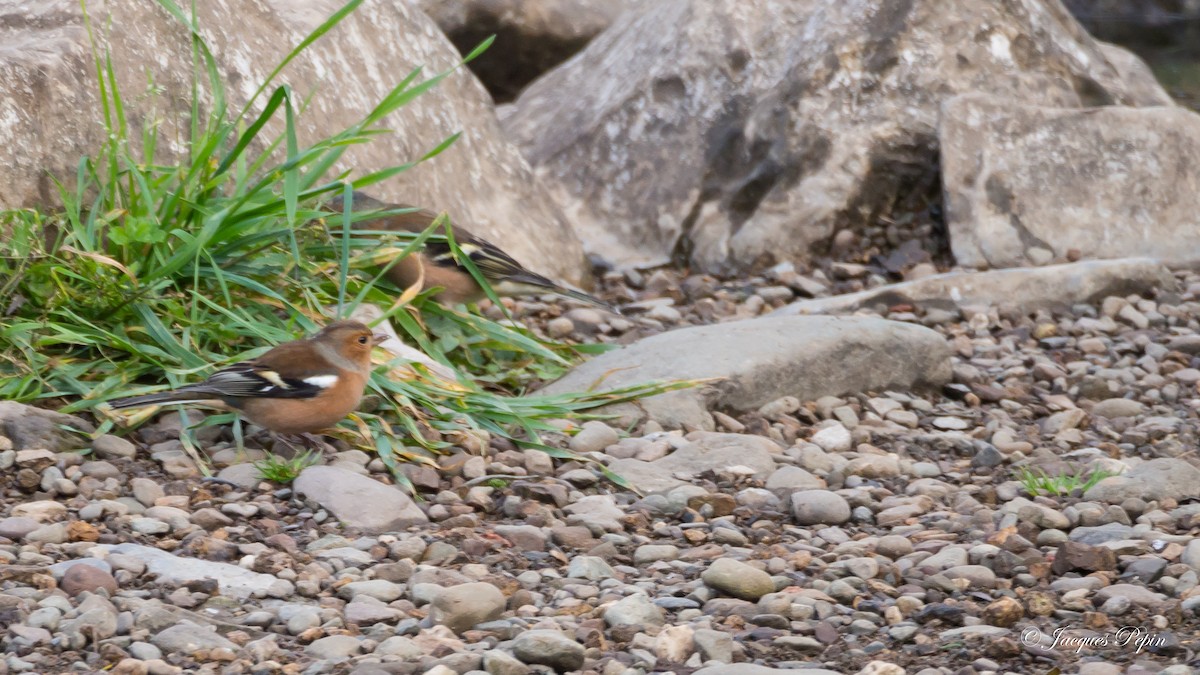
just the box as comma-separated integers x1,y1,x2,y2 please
357,335,369,345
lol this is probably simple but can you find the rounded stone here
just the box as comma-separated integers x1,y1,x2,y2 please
811,423,852,453
304,634,363,660
568,421,620,454
92,435,137,460
1091,398,1146,418
566,555,616,580
875,535,914,559
701,558,775,601
547,317,575,338
603,592,665,627
633,544,680,565
429,582,506,634
512,629,585,671
61,564,119,597
943,564,996,589
791,490,851,525
0,516,41,540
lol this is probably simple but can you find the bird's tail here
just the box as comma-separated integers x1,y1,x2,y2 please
501,273,620,314
555,286,621,314
107,388,219,410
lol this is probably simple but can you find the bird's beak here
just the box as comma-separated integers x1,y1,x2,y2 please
371,333,389,346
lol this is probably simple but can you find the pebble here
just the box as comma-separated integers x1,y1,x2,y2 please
482,649,532,675
1182,539,1200,572
1091,398,1146,418
567,555,616,580
0,516,41,540
875,535,914,558
634,543,679,564
25,522,68,544
765,465,825,491
604,593,665,628
701,558,776,600
791,490,851,525
60,563,119,596
547,317,575,338
216,462,263,489
93,434,138,459
811,423,852,453
130,478,165,507
569,421,620,453
511,629,586,671
563,495,625,533
151,621,237,652
12,500,68,521
429,582,507,633
293,465,428,534
339,579,404,602
304,635,363,660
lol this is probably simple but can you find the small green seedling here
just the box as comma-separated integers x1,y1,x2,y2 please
1017,466,1118,497
254,451,321,484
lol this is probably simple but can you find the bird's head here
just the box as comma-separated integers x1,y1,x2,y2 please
315,320,389,364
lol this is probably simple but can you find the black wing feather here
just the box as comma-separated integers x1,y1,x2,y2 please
194,362,325,400
107,361,326,410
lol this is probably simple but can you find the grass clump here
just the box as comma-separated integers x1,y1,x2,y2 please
0,0,688,489
1017,466,1118,497
254,451,321,484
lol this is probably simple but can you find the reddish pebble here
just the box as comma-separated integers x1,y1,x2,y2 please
60,563,119,597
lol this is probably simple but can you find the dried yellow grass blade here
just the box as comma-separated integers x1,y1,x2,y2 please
59,245,138,285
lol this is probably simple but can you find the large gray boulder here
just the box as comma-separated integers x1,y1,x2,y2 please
539,315,952,429
505,0,1169,273
0,0,586,284
942,93,1200,268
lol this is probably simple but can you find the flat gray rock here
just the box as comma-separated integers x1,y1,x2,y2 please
293,465,428,535
151,620,238,653
216,463,263,490
95,543,293,600
608,432,779,494
0,401,93,452
1084,458,1200,503
539,315,951,429
563,494,626,532
772,259,1174,317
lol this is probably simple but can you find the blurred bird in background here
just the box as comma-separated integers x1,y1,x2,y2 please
327,191,616,312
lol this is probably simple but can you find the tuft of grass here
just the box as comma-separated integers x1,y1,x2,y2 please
254,451,321,484
0,0,692,488
1017,466,1118,497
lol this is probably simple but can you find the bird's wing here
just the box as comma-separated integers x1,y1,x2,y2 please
190,358,337,401
428,232,530,281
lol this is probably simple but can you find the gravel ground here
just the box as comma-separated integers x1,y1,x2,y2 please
2,255,1199,675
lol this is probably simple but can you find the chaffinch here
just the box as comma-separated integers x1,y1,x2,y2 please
108,321,388,435
327,191,616,312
